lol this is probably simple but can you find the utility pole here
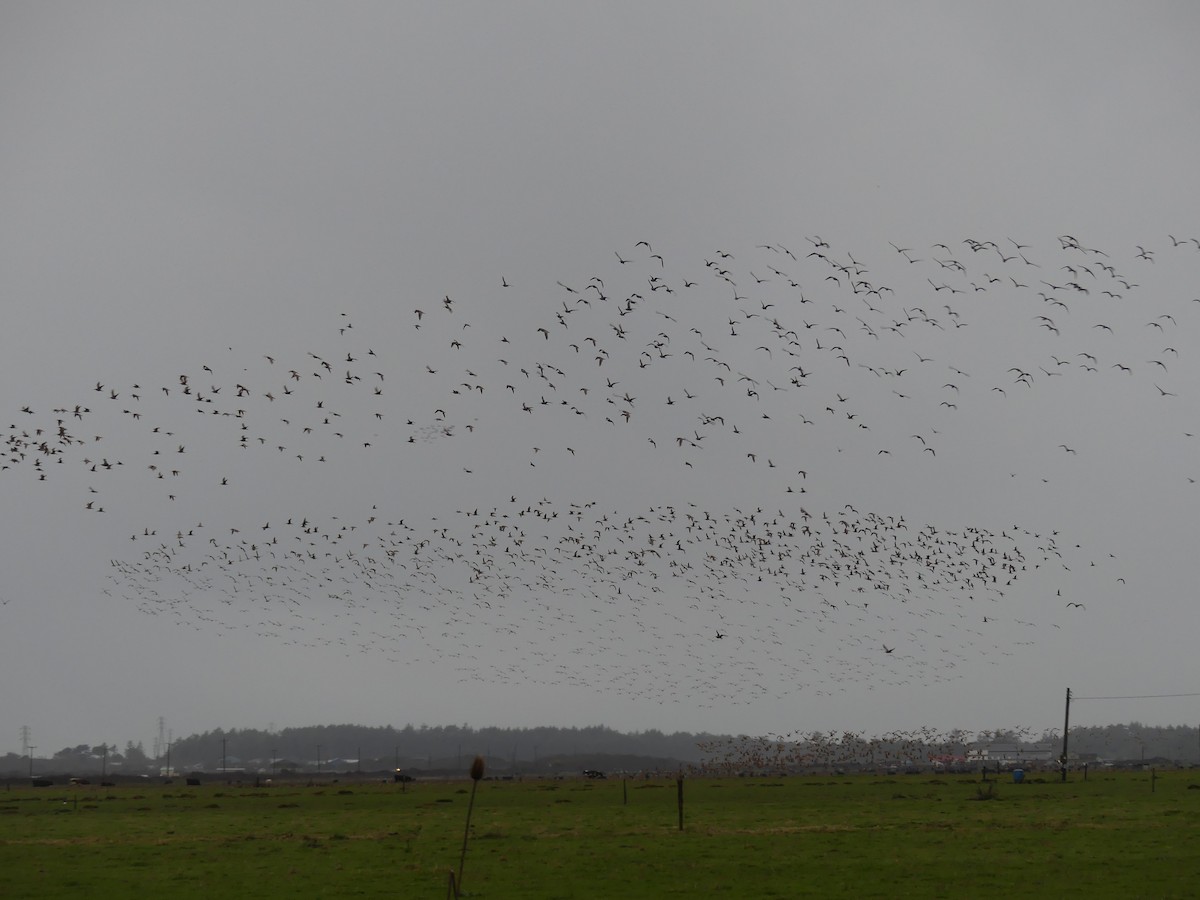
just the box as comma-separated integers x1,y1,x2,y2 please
28,746,36,778
1059,687,1071,782
221,737,227,774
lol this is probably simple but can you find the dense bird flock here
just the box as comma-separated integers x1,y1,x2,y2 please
4,233,1197,709
694,726,1000,775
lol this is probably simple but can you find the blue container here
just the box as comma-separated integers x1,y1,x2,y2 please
1011,769,1024,783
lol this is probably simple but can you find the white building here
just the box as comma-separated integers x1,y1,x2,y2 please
965,743,1056,765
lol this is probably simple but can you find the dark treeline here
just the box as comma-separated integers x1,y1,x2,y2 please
6,721,1200,776
1062,722,1200,764
6,724,725,775
167,723,724,771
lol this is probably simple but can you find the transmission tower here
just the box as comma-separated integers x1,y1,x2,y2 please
19,725,31,757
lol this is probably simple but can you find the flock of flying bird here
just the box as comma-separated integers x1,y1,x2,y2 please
694,723,1051,774
4,232,1197,710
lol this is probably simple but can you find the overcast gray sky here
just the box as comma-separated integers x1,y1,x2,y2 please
4,1,1200,757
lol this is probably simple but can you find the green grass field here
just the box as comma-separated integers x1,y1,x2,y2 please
2,770,1198,898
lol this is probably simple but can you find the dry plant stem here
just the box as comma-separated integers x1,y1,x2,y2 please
457,755,486,890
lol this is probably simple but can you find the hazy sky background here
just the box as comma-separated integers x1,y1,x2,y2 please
4,2,1200,757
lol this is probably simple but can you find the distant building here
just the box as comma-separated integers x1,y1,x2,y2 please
966,743,1056,765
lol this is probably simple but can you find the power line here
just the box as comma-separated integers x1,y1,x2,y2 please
1074,692,1200,701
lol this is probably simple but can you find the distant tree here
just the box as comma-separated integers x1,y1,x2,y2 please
1,752,24,773
124,741,149,769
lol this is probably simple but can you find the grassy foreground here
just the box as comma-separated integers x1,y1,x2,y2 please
2,770,1198,898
